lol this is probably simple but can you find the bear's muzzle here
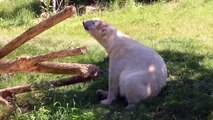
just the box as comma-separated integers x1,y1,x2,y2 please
83,20,95,30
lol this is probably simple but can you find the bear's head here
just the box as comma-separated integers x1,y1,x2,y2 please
83,20,117,46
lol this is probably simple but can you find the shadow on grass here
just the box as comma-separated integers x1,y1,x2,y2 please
41,50,213,119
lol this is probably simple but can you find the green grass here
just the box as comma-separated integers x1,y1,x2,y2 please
0,0,213,119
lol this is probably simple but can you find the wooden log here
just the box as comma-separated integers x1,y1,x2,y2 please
36,62,98,77
0,47,89,75
30,46,87,63
0,5,76,59
0,61,98,77
0,68,99,107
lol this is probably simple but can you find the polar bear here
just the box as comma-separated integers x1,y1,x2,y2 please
83,20,167,109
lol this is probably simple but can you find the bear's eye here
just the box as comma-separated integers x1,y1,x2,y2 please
101,29,107,33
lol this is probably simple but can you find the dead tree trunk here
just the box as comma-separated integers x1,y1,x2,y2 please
51,0,65,14
53,0,57,13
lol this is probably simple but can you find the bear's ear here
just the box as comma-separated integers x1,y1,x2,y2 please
101,28,107,34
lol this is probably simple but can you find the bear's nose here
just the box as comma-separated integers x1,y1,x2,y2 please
83,20,95,30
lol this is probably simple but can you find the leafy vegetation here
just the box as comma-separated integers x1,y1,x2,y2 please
0,0,213,119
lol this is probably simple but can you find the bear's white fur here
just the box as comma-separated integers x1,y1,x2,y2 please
83,20,167,109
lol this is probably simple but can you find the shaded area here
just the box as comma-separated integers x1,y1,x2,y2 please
42,57,109,106
0,0,171,21
28,49,213,119
67,0,161,6
141,50,213,119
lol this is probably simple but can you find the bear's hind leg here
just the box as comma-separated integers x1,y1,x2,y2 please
124,78,148,110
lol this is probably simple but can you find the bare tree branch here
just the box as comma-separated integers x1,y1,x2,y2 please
0,5,76,59
36,62,98,77
0,47,89,75
30,46,87,63
0,61,98,77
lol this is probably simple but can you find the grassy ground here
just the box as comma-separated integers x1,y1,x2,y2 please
0,0,213,119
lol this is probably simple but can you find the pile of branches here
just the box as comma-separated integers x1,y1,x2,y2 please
0,6,99,109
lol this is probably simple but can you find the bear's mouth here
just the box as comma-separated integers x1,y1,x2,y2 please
83,22,89,30
83,20,95,31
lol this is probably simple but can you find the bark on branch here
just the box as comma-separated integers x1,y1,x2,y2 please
0,5,76,59
0,47,90,75
36,62,98,77
30,46,87,63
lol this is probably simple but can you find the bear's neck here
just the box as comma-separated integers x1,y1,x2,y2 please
105,31,131,55
97,37,115,54
96,30,129,55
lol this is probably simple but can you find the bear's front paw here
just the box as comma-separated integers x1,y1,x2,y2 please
96,89,108,99
100,99,112,105
125,104,135,110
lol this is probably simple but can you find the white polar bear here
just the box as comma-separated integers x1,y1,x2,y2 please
83,20,167,109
